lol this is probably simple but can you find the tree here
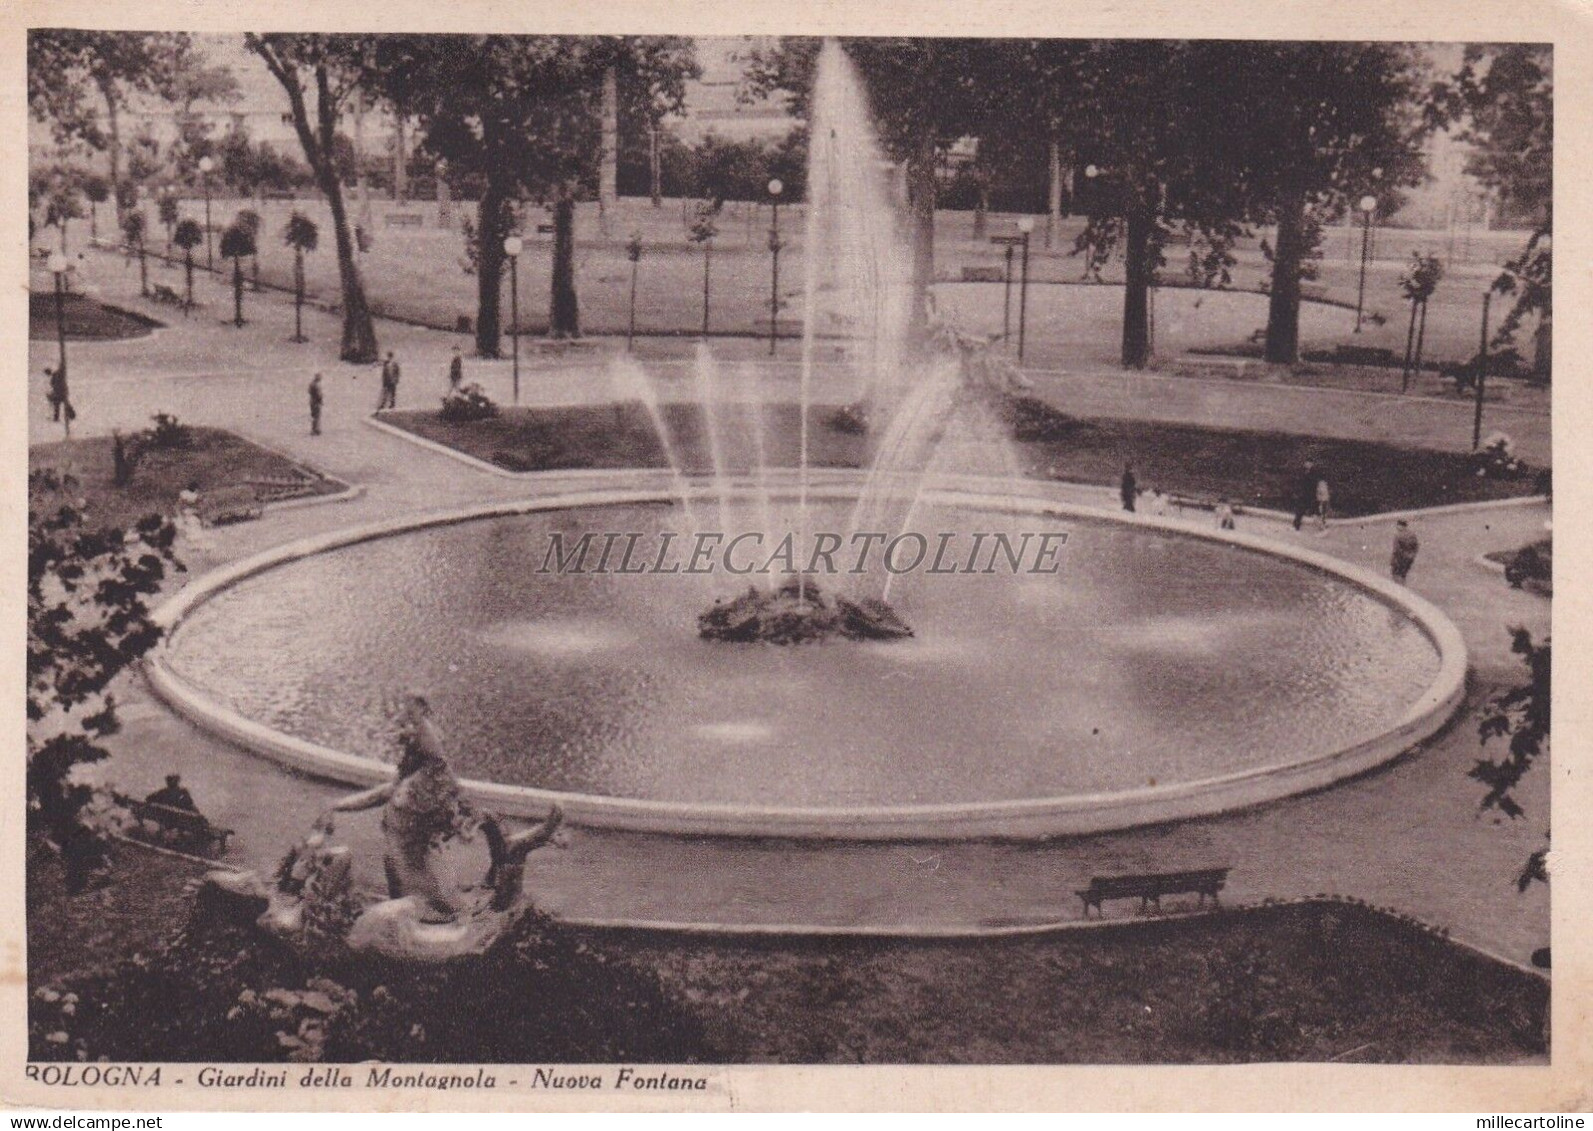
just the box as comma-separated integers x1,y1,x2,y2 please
687,200,720,336
173,217,203,309
82,173,110,240
45,182,85,254
28,32,193,229
1054,42,1234,368
1451,45,1552,379
284,210,319,342
122,209,149,296
374,35,697,351
1472,629,1550,891
749,38,994,336
220,221,256,326
235,208,262,290
245,34,380,362
1198,42,1433,364
27,469,179,864
157,192,180,253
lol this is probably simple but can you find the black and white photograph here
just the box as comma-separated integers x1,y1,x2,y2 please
10,0,1584,1114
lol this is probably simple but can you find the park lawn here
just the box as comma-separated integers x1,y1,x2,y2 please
28,291,162,341
28,887,1546,1064
129,195,1521,368
620,901,1546,1064
31,426,345,534
383,403,1540,517
27,838,211,989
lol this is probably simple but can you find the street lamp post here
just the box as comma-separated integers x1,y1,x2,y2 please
198,156,215,272
48,251,68,378
1016,216,1035,363
1002,244,1015,341
767,178,783,356
626,233,643,351
1354,193,1377,333
503,235,523,404
1473,290,1491,451
47,252,70,435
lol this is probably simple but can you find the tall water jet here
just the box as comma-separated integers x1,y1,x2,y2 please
607,355,702,534
691,342,738,540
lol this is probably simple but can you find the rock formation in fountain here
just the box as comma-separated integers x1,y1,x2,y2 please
699,575,913,644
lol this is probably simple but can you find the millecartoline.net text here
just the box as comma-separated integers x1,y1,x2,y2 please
535,529,1070,577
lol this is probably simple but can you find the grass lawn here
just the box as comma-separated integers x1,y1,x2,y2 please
384,402,1541,517
31,426,346,533
620,901,1546,1064
27,839,211,988
120,195,1534,371
28,878,1546,1064
29,291,162,341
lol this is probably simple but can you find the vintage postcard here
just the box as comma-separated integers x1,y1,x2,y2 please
4,0,1588,1114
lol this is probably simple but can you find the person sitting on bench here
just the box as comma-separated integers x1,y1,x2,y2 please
145,773,198,813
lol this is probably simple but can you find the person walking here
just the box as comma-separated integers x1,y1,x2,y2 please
46,365,74,434
1390,520,1420,582
1314,474,1332,532
1120,462,1138,513
448,345,464,391
308,373,324,436
1215,497,1237,531
1291,460,1317,531
377,351,400,411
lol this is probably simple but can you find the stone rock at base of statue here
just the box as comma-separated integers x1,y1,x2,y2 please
346,893,519,961
198,869,271,923
254,845,361,953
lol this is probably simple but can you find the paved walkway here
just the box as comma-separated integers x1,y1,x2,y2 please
32,248,1552,964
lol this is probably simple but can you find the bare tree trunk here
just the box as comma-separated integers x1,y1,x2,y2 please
1264,185,1306,364
649,121,662,209
474,186,508,357
1121,198,1153,369
96,76,125,229
972,169,989,241
599,65,618,232
551,183,580,337
1046,136,1063,249
906,133,938,338
324,177,378,361
394,115,407,204
251,44,379,362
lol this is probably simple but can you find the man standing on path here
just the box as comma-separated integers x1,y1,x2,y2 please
1291,460,1317,531
308,373,324,436
377,350,400,411
46,365,72,431
1390,520,1420,582
448,345,464,391
1120,462,1138,513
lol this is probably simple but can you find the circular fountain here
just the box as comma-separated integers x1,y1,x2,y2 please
144,40,1466,840
148,479,1464,839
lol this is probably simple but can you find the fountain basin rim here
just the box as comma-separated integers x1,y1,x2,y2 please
146,475,1468,840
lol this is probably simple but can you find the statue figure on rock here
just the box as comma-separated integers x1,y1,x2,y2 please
205,692,562,961
331,693,478,921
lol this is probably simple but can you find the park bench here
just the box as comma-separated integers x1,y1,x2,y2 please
535,223,556,235
245,472,322,503
1076,866,1230,917
262,189,297,201
385,212,426,229
113,791,234,856
197,484,264,527
961,265,1006,283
